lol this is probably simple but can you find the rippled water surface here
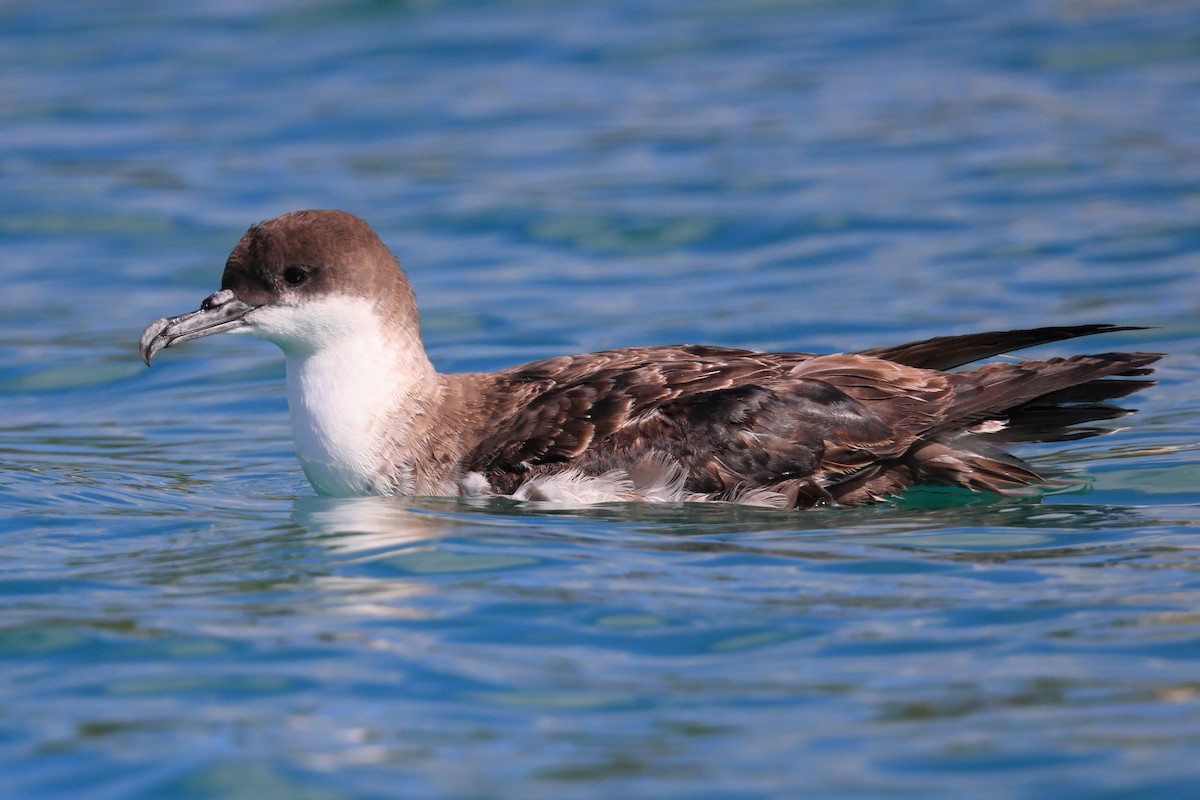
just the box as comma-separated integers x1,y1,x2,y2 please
4,1,1200,797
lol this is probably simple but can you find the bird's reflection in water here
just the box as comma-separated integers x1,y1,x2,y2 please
291,495,459,553
289,496,457,622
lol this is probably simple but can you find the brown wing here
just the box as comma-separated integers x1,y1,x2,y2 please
464,348,940,504
461,337,1161,508
466,346,796,470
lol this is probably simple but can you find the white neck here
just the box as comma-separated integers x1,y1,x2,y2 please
250,295,438,496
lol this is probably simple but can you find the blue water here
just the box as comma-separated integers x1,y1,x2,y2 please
3,1,1200,797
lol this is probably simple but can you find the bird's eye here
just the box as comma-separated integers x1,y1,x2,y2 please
283,266,308,286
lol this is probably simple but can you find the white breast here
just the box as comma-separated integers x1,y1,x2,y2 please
246,294,436,496
286,342,401,495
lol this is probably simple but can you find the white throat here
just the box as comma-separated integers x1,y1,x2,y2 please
248,295,437,496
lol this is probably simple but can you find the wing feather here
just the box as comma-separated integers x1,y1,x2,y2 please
459,334,1161,507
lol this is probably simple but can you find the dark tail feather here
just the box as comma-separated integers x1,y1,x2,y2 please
858,324,1147,371
951,355,1161,445
983,404,1132,443
933,352,1162,438
906,350,1163,495
1034,377,1157,405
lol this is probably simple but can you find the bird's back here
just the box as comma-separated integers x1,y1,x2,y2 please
455,329,1160,508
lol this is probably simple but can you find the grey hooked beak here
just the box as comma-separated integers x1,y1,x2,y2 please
139,289,257,366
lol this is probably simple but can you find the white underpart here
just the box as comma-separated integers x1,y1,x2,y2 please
623,452,690,502
510,453,694,505
502,456,791,507
969,419,1008,434
244,294,435,496
458,472,492,497
513,469,636,504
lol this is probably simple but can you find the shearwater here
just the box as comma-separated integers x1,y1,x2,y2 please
139,209,1162,507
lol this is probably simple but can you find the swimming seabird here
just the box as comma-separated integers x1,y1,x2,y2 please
140,209,1162,508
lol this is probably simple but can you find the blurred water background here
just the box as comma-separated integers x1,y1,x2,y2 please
3,1,1200,797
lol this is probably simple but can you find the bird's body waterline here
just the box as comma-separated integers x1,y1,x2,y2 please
140,210,1162,508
